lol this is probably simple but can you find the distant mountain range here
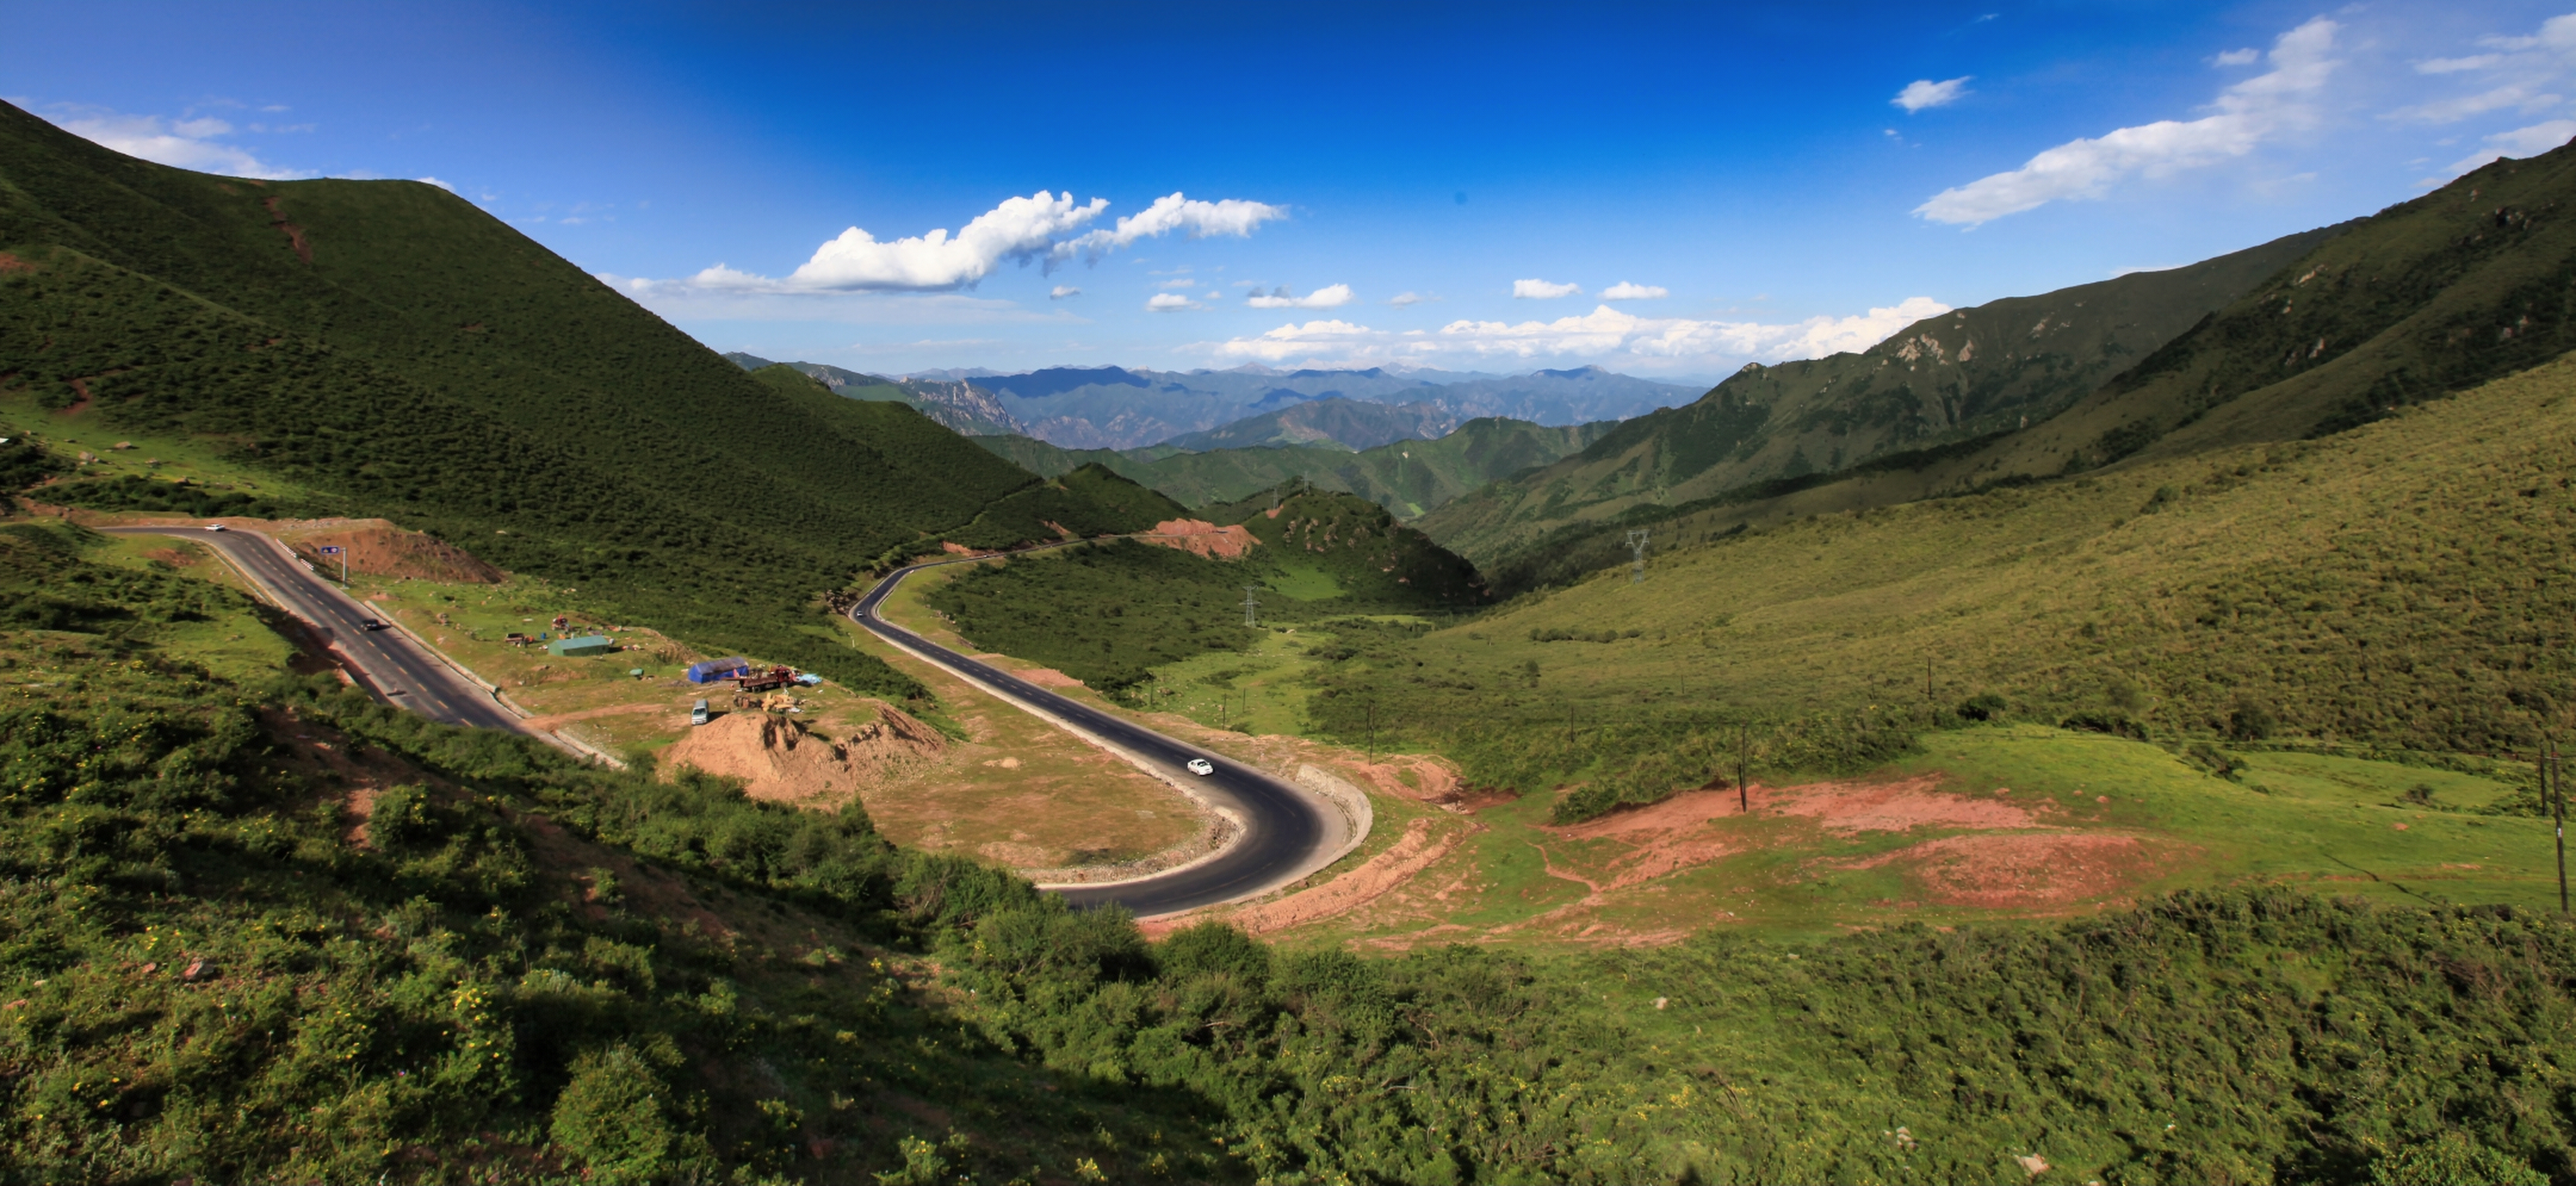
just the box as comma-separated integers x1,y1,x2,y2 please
974,415,1616,516
726,357,1699,452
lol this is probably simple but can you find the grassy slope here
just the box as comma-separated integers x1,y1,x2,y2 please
924,486,1486,690
1421,225,2341,565
974,414,1615,517
1446,141,2576,594
1306,352,2576,820
0,100,1169,700
8,504,2576,1184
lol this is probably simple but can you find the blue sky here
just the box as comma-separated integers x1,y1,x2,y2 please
11,1,2574,380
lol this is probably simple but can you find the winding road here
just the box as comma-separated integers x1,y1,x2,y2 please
853,552,1351,917
101,525,531,734
105,523,1344,917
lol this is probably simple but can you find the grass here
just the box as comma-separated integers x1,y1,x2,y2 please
1304,352,2576,828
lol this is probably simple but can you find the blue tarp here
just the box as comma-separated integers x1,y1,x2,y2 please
685,657,752,683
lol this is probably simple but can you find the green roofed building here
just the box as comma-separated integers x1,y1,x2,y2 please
548,635,614,657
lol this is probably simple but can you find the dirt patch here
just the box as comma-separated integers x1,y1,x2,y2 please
1758,775,2038,833
522,701,670,732
57,377,92,416
659,706,946,803
1144,817,1462,937
1142,519,1257,560
1838,833,2157,908
282,523,505,584
1011,667,1084,689
262,196,313,263
141,547,204,567
0,253,35,275
940,541,995,557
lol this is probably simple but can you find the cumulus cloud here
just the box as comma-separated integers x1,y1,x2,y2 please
41,105,308,179
1388,291,1428,307
1893,77,1972,113
646,190,1284,295
2443,118,2576,175
2389,12,2576,131
1200,297,1951,370
1513,278,1582,299
416,177,456,192
1245,283,1355,309
1916,16,2337,226
1599,282,1668,301
2211,48,2260,67
1050,285,1081,299
1147,292,1201,311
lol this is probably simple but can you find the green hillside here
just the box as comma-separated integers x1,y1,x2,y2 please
0,99,1160,699
926,484,1488,689
1421,224,2344,566
6,526,2572,1181
973,414,1614,516
1307,352,2576,822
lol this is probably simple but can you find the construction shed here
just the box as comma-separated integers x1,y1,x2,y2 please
686,656,752,683
548,635,616,657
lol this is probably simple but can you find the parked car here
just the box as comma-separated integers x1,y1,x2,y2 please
1185,758,1215,776
691,699,711,726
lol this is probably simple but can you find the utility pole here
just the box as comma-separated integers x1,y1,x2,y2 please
2554,736,2568,915
1627,529,1650,584
1241,585,1260,628
1737,724,1750,814
1366,702,1377,763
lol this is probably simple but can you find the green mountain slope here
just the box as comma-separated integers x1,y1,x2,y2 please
1312,352,2576,820
1979,143,2576,477
1420,224,2344,565
973,414,1614,516
1466,138,2576,595
1158,396,1455,451
0,99,1155,698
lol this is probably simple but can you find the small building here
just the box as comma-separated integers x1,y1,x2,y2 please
548,635,615,657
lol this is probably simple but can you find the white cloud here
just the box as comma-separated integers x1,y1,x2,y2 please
1245,283,1355,309
1199,297,1950,370
2442,118,2576,175
2387,82,2563,125
1050,285,1082,299
416,177,456,192
1053,193,1288,265
1513,278,1582,299
2418,53,2506,74
1893,77,1972,113
648,189,1282,295
1915,16,2337,225
1147,292,1201,311
1388,291,1428,307
1157,277,1197,289
41,105,309,179
2211,48,2260,67
1600,282,1669,301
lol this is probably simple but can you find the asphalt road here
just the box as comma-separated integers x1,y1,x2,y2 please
853,553,1340,916
103,526,530,734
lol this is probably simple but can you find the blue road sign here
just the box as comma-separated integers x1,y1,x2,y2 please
318,546,343,554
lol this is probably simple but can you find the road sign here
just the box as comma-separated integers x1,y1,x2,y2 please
317,546,342,553
317,545,348,584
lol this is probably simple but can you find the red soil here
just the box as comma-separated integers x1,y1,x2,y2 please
285,523,506,584
1143,519,1258,560
0,253,35,274
660,706,945,803
1839,833,2156,908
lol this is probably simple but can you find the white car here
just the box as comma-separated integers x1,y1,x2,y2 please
1185,758,1215,776
204,523,227,531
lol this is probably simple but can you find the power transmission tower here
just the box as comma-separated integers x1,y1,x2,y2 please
1627,529,1650,583
1241,585,1260,628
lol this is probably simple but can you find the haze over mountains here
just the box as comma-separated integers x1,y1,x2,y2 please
726,354,1696,451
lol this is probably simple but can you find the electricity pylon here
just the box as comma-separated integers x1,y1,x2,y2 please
1241,585,1261,628
1627,529,1650,583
